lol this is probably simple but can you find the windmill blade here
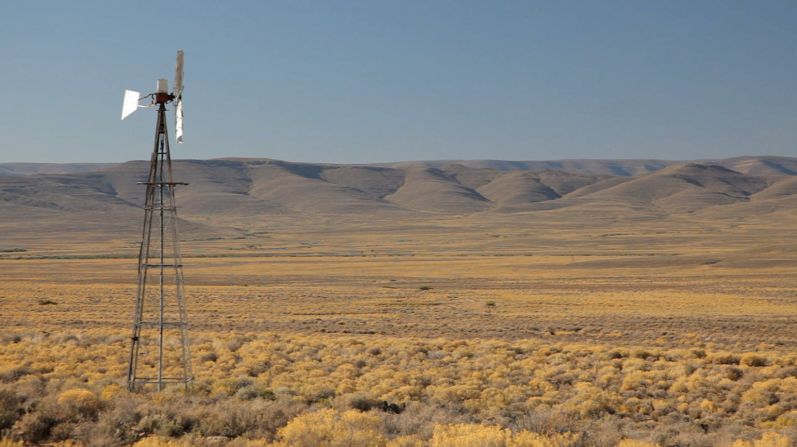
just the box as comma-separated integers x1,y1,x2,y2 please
175,98,184,144
174,50,184,97
121,90,141,120
174,50,184,143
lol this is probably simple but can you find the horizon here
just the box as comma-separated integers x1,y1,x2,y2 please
1,153,796,167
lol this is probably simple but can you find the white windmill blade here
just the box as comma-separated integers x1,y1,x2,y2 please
174,50,184,97
174,50,185,143
175,98,184,144
121,90,141,120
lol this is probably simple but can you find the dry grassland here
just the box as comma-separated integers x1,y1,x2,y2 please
1,213,797,446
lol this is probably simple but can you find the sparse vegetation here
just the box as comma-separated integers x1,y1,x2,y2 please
2,197,797,445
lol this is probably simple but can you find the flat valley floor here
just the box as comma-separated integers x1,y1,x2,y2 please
4,213,797,349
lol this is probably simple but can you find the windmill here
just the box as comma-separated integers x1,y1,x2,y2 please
122,50,192,391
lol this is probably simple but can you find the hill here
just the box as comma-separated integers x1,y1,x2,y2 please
1,156,795,246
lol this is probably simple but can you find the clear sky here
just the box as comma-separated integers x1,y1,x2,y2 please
1,1,795,163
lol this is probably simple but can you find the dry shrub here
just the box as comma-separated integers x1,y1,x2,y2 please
430,424,509,447
99,384,125,402
132,436,190,447
57,388,101,420
0,365,32,383
196,403,258,438
50,421,77,441
740,354,769,368
0,389,19,430
79,391,147,446
275,408,385,447
345,393,381,412
382,402,465,440
616,440,659,447
773,410,797,429
12,411,57,443
511,409,581,437
430,424,579,447
197,398,303,439
0,439,23,447
385,435,424,447
726,367,744,381
511,431,581,447
731,432,791,447
226,439,275,447
712,353,741,365
213,377,254,397
135,411,193,439
200,352,218,363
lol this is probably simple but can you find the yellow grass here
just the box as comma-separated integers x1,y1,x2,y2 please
1,214,797,445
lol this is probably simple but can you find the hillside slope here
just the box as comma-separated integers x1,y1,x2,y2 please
0,157,794,239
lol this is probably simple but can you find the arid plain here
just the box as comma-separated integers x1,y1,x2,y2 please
2,157,797,446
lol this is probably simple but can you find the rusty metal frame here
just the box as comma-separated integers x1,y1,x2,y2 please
127,100,192,392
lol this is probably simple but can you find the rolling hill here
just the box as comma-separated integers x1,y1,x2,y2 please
0,156,795,243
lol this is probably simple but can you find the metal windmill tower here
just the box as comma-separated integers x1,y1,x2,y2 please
121,51,192,391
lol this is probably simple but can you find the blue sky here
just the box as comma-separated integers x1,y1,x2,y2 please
1,1,795,163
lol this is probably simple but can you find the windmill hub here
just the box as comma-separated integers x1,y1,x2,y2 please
155,93,174,105
155,79,175,104
123,51,184,143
